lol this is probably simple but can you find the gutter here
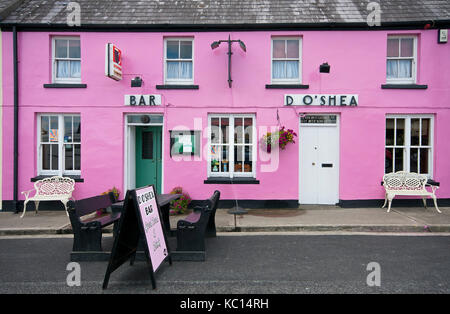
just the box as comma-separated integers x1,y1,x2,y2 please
13,26,18,213
0,20,449,32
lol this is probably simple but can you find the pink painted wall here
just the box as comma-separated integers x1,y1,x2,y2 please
2,29,450,203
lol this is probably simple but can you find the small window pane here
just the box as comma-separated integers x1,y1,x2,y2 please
68,40,80,58
51,144,59,170
221,118,229,144
65,145,74,170
420,148,429,174
210,146,220,172
396,119,405,146
221,146,229,172
421,119,430,146
394,148,404,171
211,118,220,143
64,116,73,143
56,60,71,78
286,40,299,58
180,41,192,59
385,148,393,173
73,116,81,142
286,61,299,79
386,119,395,145
55,39,68,58
386,60,398,78
410,148,418,173
166,41,179,59
234,146,243,172
244,118,253,144
42,144,51,170
398,60,412,78
400,38,414,57
244,146,252,172
272,61,286,79
272,40,286,58
167,61,179,79
41,116,49,142
74,144,81,170
142,131,153,159
70,61,81,78
179,61,192,79
411,118,420,145
387,38,399,57
234,118,243,144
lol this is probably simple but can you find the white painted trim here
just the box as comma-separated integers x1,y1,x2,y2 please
386,35,417,84
298,114,340,204
124,114,165,195
163,37,194,85
270,36,302,85
51,36,82,84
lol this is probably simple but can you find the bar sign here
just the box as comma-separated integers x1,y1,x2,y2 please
125,95,162,106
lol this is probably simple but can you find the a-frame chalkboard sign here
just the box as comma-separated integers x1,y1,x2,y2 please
102,185,172,290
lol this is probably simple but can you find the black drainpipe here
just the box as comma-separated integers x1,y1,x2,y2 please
13,26,19,213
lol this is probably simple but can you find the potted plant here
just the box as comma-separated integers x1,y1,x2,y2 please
169,187,192,215
261,126,297,153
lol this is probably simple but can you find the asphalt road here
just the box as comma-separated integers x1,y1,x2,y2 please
0,234,449,294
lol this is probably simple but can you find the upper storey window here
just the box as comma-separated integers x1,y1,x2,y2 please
386,35,417,84
52,37,81,83
271,37,302,84
164,38,194,84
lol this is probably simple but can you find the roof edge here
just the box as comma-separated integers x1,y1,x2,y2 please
1,20,449,32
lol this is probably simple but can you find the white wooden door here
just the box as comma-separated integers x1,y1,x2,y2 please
299,115,339,204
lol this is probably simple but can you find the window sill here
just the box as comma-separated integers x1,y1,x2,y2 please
381,84,428,89
156,84,199,90
31,175,84,182
204,177,260,184
43,83,87,88
266,84,309,89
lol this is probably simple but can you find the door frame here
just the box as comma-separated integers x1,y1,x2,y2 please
124,114,164,195
298,113,340,204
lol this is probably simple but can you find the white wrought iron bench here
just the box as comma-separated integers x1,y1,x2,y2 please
21,176,75,218
382,171,441,213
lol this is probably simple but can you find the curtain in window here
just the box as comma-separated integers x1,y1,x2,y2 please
180,61,192,79
387,60,411,79
57,60,81,78
70,61,81,78
272,61,298,79
167,61,192,79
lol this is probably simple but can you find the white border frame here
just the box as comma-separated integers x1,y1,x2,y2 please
37,113,81,176
124,114,165,195
270,36,302,85
386,35,417,84
52,36,82,84
298,113,340,204
163,37,194,85
385,114,434,178
207,113,256,179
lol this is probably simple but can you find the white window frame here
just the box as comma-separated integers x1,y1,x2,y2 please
208,114,256,178
385,114,434,178
37,114,81,176
52,36,81,84
271,37,302,84
164,38,194,85
386,35,417,84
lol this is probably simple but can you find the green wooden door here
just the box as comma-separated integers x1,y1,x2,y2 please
135,126,162,193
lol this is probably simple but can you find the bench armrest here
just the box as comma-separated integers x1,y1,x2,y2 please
21,189,36,199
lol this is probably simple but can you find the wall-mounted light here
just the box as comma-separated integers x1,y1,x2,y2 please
211,35,247,88
320,62,330,73
131,76,142,87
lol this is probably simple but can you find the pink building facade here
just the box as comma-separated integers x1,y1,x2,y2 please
1,27,450,210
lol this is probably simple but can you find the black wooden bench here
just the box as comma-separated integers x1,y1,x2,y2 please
68,192,119,261
175,190,220,260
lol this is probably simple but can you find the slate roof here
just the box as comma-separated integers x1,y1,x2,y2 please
0,0,449,27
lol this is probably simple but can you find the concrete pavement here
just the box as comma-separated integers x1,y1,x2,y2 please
1,205,449,236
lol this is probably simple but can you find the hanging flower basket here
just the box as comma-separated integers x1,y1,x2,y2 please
261,127,297,153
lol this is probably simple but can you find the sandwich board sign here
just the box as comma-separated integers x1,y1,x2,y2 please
102,185,171,289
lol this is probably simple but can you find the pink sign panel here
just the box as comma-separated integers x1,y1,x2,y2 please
135,186,168,271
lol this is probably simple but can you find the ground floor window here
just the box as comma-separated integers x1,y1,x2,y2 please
38,114,81,175
385,115,433,177
208,114,255,178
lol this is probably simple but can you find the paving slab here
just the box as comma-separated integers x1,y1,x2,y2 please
0,211,70,235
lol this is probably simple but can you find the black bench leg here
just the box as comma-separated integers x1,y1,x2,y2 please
73,228,103,252
130,252,136,266
177,227,206,251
